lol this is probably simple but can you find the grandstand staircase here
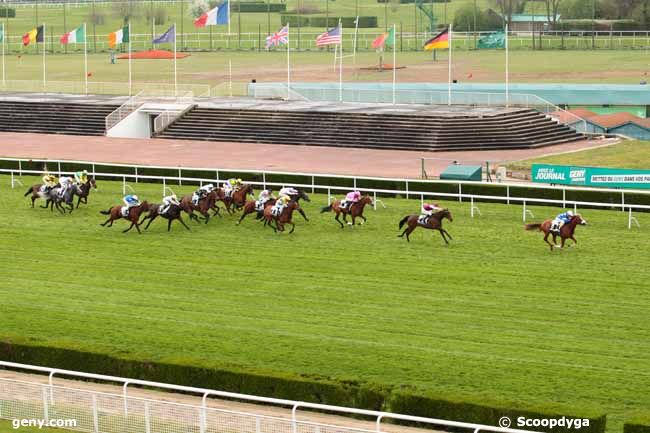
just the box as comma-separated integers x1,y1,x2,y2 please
0,101,117,136
156,107,585,152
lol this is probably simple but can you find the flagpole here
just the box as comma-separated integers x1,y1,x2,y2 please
128,21,132,96
505,24,509,108
174,23,177,96
228,58,232,97
287,22,291,100
339,19,343,103
2,23,5,86
352,16,359,67
447,24,452,106
84,23,88,95
228,0,231,37
392,24,396,105
42,23,46,88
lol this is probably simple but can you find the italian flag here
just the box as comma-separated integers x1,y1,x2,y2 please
371,27,395,50
108,26,129,49
60,25,85,45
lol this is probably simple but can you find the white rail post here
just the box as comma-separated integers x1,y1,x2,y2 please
178,168,182,186
506,185,510,204
376,414,383,433
256,417,261,433
57,161,61,177
574,203,577,214
200,392,209,433
328,187,331,204
628,207,640,229
135,167,138,183
562,188,566,208
18,160,22,176
420,193,424,208
458,183,462,202
373,191,377,210
471,196,475,218
311,175,315,194
523,200,527,222
262,172,266,190
144,402,151,433
92,394,99,433
122,176,126,195
41,387,49,423
216,170,220,184
92,163,95,178
291,404,299,433
10,171,14,188
163,178,166,196
48,371,55,405
621,191,625,211
405,180,409,199
123,381,129,417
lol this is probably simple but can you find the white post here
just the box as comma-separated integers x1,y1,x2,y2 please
628,207,632,230
229,59,233,97
174,23,178,96
42,23,46,87
447,24,452,106
352,16,359,67
470,196,474,218
2,23,5,86
392,24,396,105
84,23,88,95
523,200,526,222
41,387,49,423
339,19,343,102
128,21,132,96
92,394,99,433
287,23,291,100
505,24,509,108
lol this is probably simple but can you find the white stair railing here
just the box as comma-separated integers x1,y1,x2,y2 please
104,90,145,133
153,103,196,135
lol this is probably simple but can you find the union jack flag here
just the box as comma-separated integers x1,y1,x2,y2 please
316,26,341,47
266,26,289,48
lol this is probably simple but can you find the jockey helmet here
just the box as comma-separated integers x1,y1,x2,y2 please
567,210,574,217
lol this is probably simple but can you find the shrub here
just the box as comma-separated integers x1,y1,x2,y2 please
0,7,16,18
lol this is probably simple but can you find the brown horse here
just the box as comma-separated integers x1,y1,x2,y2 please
398,209,454,244
219,184,254,214
320,195,373,228
140,203,190,232
73,178,97,208
180,191,219,224
263,201,299,233
237,198,276,225
525,214,588,251
99,201,151,234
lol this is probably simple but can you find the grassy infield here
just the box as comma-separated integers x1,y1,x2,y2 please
1,173,650,432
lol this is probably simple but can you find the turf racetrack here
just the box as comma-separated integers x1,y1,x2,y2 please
2,175,650,431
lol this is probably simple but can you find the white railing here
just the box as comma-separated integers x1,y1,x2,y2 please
0,80,211,97
104,90,145,132
1,157,649,229
105,91,195,133
0,361,541,433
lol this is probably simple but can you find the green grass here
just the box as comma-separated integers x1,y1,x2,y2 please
507,140,650,171
1,174,650,432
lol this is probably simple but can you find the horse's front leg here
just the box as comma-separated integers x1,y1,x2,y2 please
442,229,452,241
76,196,82,209
570,235,578,246
561,237,567,249
288,221,296,234
177,216,191,231
359,215,367,225
298,208,309,222
335,212,344,229
123,222,135,233
144,215,157,230
438,229,449,245
543,232,554,251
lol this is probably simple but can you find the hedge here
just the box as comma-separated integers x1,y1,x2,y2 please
232,2,286,13
0,341,607,433
0,7,15,18
624,417,650,433
280,15,377,28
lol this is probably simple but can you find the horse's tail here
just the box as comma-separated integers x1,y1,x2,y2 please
24,186,33,197
398,215,410,229
525,223,542,231
320,204,332,213
99,208,112,215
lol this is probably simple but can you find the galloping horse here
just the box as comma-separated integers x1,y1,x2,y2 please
140,203,190,232
398,209,454,244
320,195,373,228
525,213,588,251
24,184,75,213
219,184,254,214
179,191,219,224
73,178,97,208
263,201,299,234
237,189,311,225
99,201,151,234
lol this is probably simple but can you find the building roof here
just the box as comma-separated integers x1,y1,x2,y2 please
509,14,561,23
550,108,597,124
588,112,648,129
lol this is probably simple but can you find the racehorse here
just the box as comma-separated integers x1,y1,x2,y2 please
179,191,219,224
24,184,75,213
263,201,299,234
236,189,311,225
219,184,254,214
140,203,190,232
525,213,588,251
73,178,97,208
99,201,151,234
398,209,454,244
320,195,373,228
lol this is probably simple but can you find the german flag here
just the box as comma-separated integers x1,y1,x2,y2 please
23,25,44,46
424,28,449,50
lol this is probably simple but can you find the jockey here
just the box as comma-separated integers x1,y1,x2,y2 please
223,178,243,198
256,189,275,211
192,184,214,205
551,210,574,233
340,190,361,211
58,175,74,198
420,203,441,223
161,194,180,215
273,194,291,216
279,186,298,198
74,170,89,185
42,174,58,192
122,194,140,217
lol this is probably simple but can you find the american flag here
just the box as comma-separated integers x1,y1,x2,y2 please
316,26,341,47
266,26,289,48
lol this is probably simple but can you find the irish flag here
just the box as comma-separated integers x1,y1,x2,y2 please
371,27,395,49
108,26,129,49
60,25,85,44
194,1,229,27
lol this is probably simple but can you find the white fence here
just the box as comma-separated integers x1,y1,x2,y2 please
0,361,541,433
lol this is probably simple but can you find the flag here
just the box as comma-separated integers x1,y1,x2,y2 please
371,27,395,49
108,26,129,49
424,28,449,50
0,26,4,43
23,26,44,46
266,25,289,48
60,25,85,44
194,1,229,27
316,26,341,47
153,25,176,44
108,26,129,48
477,30,506,49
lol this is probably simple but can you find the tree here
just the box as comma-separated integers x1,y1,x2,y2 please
490,0,524,26
111,0,142,24
189,0,210,18
544,0,562,29
453,4,504,31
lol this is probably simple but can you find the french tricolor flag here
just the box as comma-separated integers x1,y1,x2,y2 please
194,1,229,28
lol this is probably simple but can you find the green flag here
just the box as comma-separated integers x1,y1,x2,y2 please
477,30,505,49
0,27,3,43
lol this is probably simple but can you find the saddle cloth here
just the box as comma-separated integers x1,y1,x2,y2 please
121,206,129,217
271,206,283,217
418,215,429,225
